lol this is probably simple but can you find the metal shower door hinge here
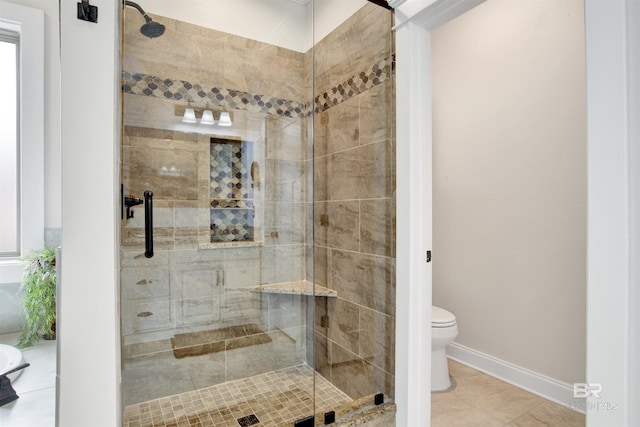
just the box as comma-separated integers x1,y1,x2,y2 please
293,416,314,427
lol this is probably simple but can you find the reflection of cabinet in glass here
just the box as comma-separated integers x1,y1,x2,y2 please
209,137,255,242
174,259,262,327
123,255,262,336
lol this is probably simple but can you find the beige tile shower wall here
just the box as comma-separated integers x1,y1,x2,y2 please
312,5,391,98
431,0,586,385
124,12,304,102
308,3,395,401
121,11,308,371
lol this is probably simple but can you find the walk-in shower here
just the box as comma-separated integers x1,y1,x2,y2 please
119,1,394,425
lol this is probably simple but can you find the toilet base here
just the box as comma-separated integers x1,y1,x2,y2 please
431,347,451,391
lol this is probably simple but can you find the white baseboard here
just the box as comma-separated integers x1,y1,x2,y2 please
447,342,586,414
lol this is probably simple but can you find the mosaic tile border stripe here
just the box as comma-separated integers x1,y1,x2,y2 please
313,57,392,114
123,72,305,119
122,56,391,119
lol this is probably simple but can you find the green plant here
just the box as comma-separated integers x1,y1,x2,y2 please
18,247,56,348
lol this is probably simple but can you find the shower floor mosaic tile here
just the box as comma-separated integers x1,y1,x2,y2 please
123,364,352,427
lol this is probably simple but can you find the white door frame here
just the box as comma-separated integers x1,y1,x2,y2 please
584,2,635,426
393,0,636,426
393,1,485,425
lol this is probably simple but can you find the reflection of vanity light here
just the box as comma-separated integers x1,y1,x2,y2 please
175,105,232,127
159,165,183,177
182,107,197,123
218,111,232,127
200,110,215,125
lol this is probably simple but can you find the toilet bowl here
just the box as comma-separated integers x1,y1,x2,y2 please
431,305,458,391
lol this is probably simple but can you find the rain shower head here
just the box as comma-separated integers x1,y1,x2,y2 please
140,20,165,38
124,1,165,39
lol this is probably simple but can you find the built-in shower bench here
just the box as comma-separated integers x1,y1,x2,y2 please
248,280,337,297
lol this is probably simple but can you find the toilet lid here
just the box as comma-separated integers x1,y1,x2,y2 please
432,306,456,328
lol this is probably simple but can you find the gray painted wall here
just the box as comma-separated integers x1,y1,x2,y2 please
0,282,23,334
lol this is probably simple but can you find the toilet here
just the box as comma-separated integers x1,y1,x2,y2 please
431,305,458,391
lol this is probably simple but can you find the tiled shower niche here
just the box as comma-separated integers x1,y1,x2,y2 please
209,137,255,242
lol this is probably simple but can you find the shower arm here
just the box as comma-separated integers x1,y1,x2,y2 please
124,0,152,22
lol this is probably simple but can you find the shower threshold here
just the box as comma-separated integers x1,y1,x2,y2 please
123,364,352,427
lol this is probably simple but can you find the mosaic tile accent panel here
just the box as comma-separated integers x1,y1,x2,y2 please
123,71,305,119
209,137,255,243
210,141,252,200
122,365,353,427
210,209,254,242
313,57,392,114
210,199,253,209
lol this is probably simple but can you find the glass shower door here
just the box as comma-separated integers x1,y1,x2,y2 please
120,1,313,425
310,0,396,421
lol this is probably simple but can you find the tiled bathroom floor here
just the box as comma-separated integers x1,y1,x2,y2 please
0,332,57,427
432,359,585,427
0,330,586,427
123,364,353,427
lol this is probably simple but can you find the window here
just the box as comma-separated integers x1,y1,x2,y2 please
0,29,20,257
0,3,44,284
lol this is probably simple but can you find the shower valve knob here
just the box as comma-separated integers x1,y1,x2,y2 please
124,195,144,219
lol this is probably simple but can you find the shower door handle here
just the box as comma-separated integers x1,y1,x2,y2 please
144,190,154,258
